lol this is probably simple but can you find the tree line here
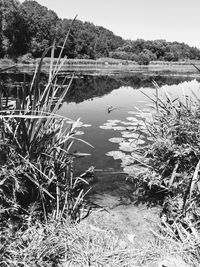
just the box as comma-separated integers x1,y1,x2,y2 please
1,0,200,64
110,39,200,64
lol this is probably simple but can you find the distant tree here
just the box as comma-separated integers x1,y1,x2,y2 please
143,49,157,61
163,52,178,62
114,38,200,62
109,51,130,60
21,0,60,57
116,43,133,53
1,0,30,57
131,39,145,54
188,46,200,60
59,19,123,59
137,52,151,65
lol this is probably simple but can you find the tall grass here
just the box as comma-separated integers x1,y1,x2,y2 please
0,20,91,226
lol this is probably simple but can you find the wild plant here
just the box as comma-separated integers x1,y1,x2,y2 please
127,81,200,247
0,19,91,225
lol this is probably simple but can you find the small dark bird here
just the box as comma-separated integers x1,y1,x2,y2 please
107,106,122,113
107,106,114,113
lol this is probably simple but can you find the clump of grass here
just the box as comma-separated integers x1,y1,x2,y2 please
1,215,197,267
0,218,133,266
0,18,91,226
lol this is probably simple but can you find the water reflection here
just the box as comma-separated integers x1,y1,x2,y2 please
65,74,195,103
58,75,200,174
1,71,199,174
0,72,196,102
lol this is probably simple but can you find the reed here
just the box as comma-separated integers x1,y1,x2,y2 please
0,20,91,225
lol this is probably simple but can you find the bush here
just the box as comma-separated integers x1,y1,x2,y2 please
137,52,151,65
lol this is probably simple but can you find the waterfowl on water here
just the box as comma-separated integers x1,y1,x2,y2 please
107,106,122,113
107,106,114,113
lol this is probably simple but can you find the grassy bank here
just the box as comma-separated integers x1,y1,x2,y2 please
1,212,195,266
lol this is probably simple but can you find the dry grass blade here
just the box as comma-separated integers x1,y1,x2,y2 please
189,159,200,200
152,79,160,112
169,162,179,187
46,75,74,122
0,65,17,73
191,89,200,103
23,173,54,200
191,63,200,73
32,45,54,106
49,39,56,83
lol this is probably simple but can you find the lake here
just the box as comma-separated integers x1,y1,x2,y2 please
1,71,200,198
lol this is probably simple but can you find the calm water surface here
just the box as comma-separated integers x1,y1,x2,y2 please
57,74,200,174
2,72,199,175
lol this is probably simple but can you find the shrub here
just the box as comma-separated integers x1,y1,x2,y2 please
137,52,151,65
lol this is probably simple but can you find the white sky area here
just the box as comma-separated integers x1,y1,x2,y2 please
19,0,200,48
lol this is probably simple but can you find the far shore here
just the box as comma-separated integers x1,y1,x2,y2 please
1,58,200,77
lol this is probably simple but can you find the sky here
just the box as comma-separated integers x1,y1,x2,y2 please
19,0,200,48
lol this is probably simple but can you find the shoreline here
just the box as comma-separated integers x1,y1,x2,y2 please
1,59,200,77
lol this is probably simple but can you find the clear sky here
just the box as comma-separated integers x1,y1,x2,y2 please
19,0,200,48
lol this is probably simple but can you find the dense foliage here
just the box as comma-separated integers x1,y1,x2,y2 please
0,0,200,63
110,39,200,64
0,0,123,59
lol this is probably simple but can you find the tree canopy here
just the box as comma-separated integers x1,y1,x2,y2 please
0,0,200,63
110,39,200,64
